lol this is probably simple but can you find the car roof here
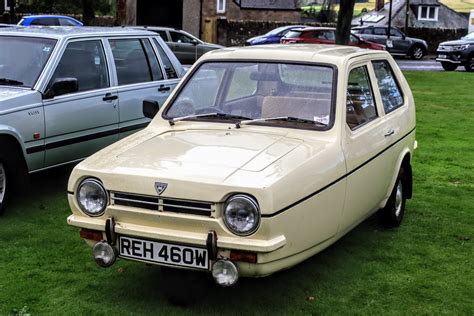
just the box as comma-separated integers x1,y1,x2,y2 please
0,26,157,40
21,15,79,20
133,26,180,32
201,44,388,66
298,27,336,32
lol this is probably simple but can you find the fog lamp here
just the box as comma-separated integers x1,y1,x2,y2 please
212,259,239,287
92,241,117,268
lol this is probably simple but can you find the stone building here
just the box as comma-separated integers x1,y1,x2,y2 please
116,0,301,42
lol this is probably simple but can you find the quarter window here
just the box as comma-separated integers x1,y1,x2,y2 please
346,66,378,130
49,40,109,93
372,60,404,113
154,39,179,79
109,39,157,85
226,65,258,101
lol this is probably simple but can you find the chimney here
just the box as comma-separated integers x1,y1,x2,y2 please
376,0,385,11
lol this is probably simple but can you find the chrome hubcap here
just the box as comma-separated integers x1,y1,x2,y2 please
394,180,403,217
413,48,423,59
0,163,5,204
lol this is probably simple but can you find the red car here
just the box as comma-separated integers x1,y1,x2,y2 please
281,27,385,50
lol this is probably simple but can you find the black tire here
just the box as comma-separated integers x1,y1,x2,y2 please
441,62,458,71
410,45,425,60
379,168,407,228
464,56,474,72
160,267,211,306
0,159,8,216
0,141,29,216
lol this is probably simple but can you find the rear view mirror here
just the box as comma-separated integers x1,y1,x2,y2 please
44,77,79,99
143,100,160,119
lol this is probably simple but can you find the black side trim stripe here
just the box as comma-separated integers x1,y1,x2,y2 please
67,191,74,195
261,127,416,218
26,122,149,154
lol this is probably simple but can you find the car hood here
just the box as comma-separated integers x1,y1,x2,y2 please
439,39,472,46
0,87,41,113
87,129,303,184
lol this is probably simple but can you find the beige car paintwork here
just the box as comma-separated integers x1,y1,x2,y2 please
67,45,416,277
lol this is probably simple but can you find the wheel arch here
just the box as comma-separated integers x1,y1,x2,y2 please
0,131,28,170
385,149,413,204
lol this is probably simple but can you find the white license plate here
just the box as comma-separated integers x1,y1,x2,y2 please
438,54,447,59
119,236,209,270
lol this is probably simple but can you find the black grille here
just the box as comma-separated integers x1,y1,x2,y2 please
111,192,212,216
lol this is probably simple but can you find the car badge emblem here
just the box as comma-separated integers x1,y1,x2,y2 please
155,182,168,195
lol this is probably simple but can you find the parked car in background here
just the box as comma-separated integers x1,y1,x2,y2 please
67,44,416,291
245,25,306,45
436,32,474,71
352,26,427,59
281,27,385,50
132,26,223,65
0,27,184,214
18,15,83,26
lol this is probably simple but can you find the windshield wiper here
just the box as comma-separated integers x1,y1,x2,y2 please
169,112,251,126
0,78,24,86
236,116,327,128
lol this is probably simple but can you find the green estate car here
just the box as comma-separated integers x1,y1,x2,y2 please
0,26,184,214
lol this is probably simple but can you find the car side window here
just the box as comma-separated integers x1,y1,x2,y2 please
372,60,404,113
153,30,168,40
49,40,109,93
346,66,378,130
59,18,77,26
109,38,156,85
390,28,403,37
373,28,387,36
153,39,179,79
170,31,195,44
32,18,59,26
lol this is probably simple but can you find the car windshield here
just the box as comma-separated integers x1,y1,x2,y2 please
266,26,291,36
283,30,304,38
164,62,335,129
0,36,56,88
463,33,474,41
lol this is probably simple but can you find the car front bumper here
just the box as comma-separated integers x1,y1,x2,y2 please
436,50,468,64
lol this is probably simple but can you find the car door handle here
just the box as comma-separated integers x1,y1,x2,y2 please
385,128,395,137
103,93,118,101
158,85,171,92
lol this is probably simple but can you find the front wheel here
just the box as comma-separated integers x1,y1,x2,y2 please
379,168,406,228
410,45,425,60
0,161,8,216
441,62,458,71
464,56,474,72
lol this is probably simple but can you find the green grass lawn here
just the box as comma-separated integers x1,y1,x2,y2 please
1,71,473,314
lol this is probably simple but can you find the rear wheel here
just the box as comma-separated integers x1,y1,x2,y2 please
410,45,425,60
379,168,407,228
441,62,458,71
464,56,474,72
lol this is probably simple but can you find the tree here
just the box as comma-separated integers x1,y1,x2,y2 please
336,0,357,45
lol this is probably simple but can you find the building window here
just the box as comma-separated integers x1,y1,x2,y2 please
418,5,439,21
217,0,226,13
5,0,10,11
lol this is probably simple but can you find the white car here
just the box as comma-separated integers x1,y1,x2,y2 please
67,44,416,288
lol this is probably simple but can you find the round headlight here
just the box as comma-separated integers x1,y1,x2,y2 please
77,178,108,216
223,194,260,236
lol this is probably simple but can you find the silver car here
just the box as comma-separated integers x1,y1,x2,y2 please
132,26,224,65
0,26,184,214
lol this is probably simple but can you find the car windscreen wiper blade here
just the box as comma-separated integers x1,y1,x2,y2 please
236,116,327,128
0,78,24,86
169,112,252,126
